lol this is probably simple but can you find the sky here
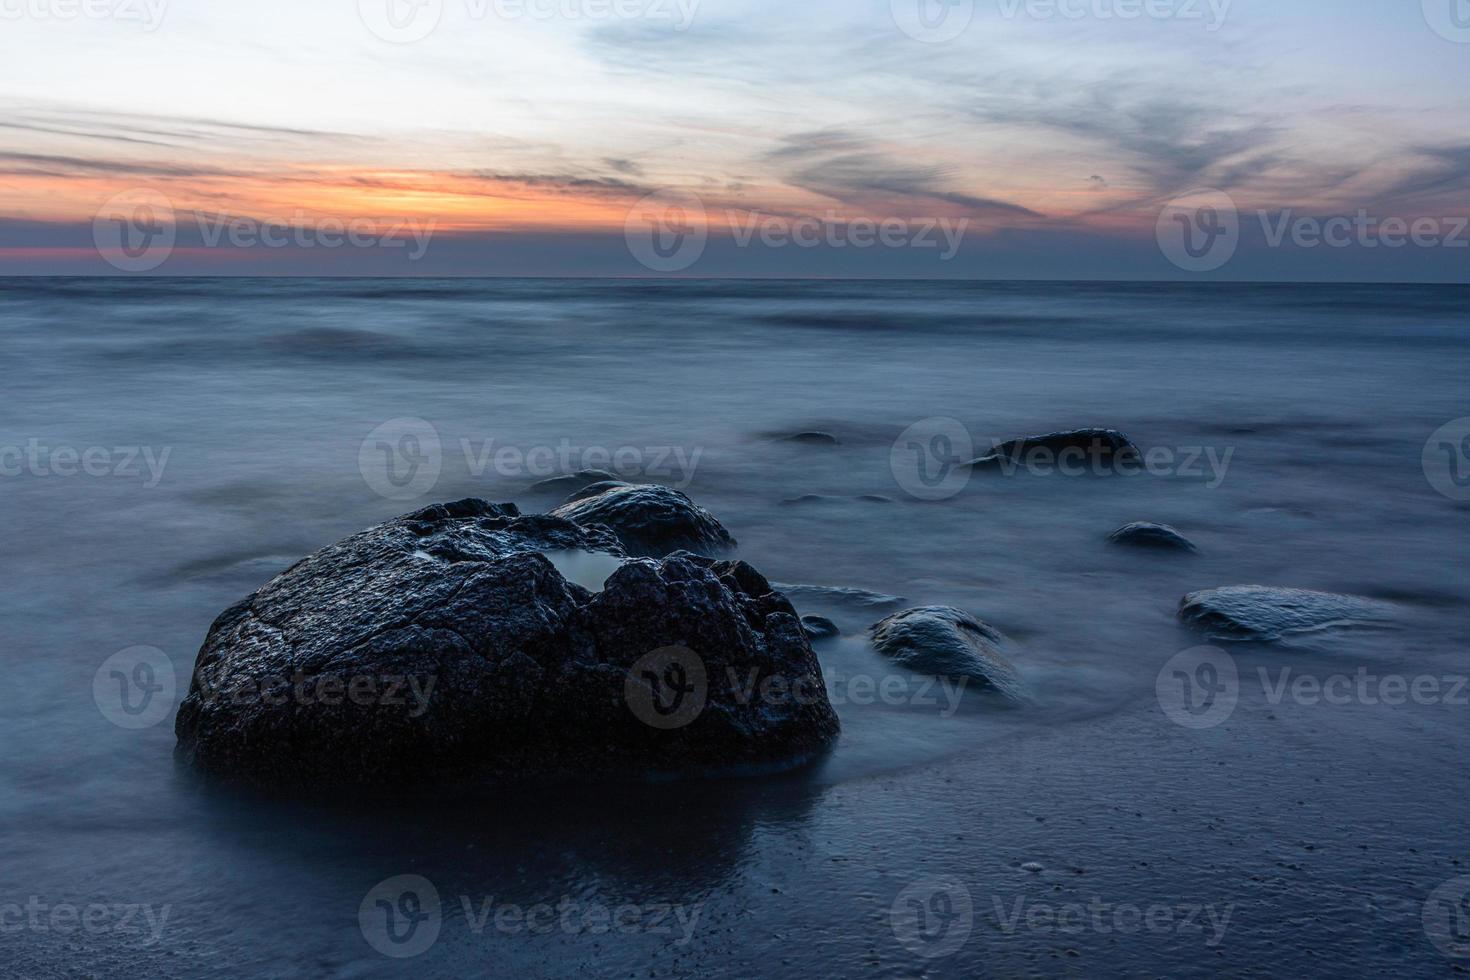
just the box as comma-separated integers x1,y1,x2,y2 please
1,0,1469,278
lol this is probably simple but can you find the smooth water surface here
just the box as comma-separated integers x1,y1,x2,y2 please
2,278,1468,977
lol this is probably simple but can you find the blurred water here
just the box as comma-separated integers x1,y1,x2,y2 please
1,278,1468,977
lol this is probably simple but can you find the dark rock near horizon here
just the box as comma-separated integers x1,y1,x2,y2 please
968,428,1140,467
870,606,1028,702
1110,522,1199,553
781,493,894,506
551,484,736,558
1179,585,1394,642
174,499,837,790
782,494,832,506
801,616,840,641
770,431,841,446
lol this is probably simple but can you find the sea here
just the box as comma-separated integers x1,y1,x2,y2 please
2,277,1468,977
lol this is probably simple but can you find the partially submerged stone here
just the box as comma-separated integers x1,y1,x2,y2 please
1179,586,1394,642
869,606,1027,703
1109,522,1199,553
527,469,621,497
562,480,632,505
969,428,1140,469
802,616,840,641
774,583,907,611
770,431,841,446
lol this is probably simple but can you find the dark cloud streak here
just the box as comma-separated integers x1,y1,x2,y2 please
770,129,1042,219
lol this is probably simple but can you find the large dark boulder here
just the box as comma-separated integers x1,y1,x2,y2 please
550,484,736,558
174,500,837,790
869,606,1028,703
1179,586,1394,642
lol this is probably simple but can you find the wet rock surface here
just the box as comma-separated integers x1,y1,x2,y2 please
1109,522,1199,553
801,616,840,641
550,484,736,558
174,500,836,790
869,606,1028,702
1179,586,1395,642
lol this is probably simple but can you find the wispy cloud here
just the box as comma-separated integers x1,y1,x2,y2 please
0,151,243,179
1379,143,1470,204
769,129,1042,218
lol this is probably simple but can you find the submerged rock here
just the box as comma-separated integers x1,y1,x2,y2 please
526,469,622,497
770,431,841,446
781,493,893,506
174,500,837,790
782,494,835,506
1109,522,1199,553
801,616,840,641
1179,586,1394,642
774,583,907,611
969,428,1140,468
550,484,736,558
869,606,1027,702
